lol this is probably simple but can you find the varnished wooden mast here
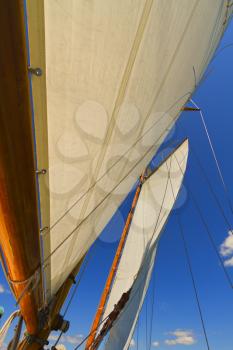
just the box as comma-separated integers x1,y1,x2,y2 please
0,0,43,335
85,176,144,350
17,259,84,350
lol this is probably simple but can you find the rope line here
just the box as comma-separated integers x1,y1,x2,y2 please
177,215,211,350
165,161,211,350
189,143,233,231
173,153,233,289
51,250,95,349
190,99,233,217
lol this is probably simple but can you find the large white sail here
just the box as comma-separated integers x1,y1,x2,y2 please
25,1,232,299
102,140,188,350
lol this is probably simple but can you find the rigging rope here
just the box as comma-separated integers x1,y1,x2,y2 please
177,215,211,350
148,258,157,350
166,161,211,350
190,99,233,218
51,248,96,349
189,143,232,231
172,153,233,289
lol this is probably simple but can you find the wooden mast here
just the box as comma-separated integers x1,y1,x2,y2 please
0,0,43,335
85,175,144,350
17,259,84,350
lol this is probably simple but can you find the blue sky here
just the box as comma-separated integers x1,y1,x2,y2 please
1,19,233,350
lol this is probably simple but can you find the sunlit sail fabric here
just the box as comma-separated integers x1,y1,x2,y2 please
26,0,232,299
103,140,189,350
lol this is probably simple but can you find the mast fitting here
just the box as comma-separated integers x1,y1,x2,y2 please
25,333,49,346
36,168,47,175
40,227,49,236
52,314,70,333
28,66,43,77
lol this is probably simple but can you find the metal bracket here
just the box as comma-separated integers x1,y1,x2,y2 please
25,333,49,346
40,227,49,236
36,168,47,175
28,66,43,77
52,314,70,333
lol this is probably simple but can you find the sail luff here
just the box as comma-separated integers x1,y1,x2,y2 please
85,178,143,349
0,1,43,335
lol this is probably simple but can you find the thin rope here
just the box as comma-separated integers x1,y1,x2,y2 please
189,143,233,231
136,316,140,350
190,99,233,217
173,153,233,289
177,215,211,350
165,162,211,350
51,249,96,349
148,261,156,350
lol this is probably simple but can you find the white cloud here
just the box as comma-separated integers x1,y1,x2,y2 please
152,341,160,347
220,231,233,267
164,330,196,346
55,345,67,350
224,256,233,266
48,333,84,346
0,284,5,293
64,334,84,345
48,335,58,341
220,231,233,257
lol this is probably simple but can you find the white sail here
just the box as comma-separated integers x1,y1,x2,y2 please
102,140,188,350
25,0,232,299
0,311,20,348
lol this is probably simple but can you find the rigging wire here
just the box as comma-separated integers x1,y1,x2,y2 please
148,256,157,350
51,247,96,349
165,158,211,349
190,99,233,218
136,315,140,350
189,143,232,231
172,153,233,289
177,215,211,350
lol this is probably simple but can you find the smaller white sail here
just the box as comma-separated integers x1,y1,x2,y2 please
102,139,189,350
0,310,20,348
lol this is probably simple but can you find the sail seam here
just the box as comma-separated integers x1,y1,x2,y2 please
60,0,155,277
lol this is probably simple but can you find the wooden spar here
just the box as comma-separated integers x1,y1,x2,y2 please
0,0,43,335
17,259,84,350
181,106,200,111
85,176,144,350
